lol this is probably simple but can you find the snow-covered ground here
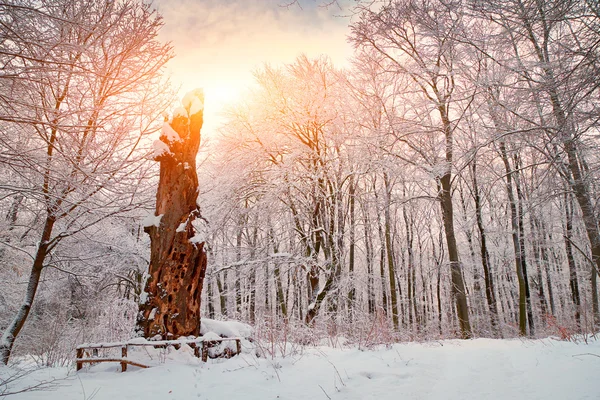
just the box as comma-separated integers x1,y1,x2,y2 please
2,336,599,399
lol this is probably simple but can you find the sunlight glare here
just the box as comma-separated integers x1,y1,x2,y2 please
172,72,252,139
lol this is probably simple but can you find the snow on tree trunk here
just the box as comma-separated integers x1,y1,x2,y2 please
136,89,208,339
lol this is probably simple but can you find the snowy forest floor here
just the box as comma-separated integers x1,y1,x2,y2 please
2,336,599,400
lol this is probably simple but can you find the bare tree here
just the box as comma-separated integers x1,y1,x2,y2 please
0,0,172,364
351,0,473,338
469,0,600,328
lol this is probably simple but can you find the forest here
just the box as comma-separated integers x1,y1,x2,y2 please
1,0,600,371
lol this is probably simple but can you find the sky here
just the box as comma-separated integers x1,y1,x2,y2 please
153,0,356,138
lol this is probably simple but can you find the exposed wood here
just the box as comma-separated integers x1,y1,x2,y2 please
136,90,208,339
121,346,127,372
76,337,243,372
76,358,150,371
76,337,244,350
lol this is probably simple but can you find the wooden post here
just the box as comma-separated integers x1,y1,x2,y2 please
76,348,83,371
236,339,241,355
201,341,208,362
193,343,200,358
121,346,127,372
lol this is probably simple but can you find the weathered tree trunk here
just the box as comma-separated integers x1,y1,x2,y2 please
136,90,208,339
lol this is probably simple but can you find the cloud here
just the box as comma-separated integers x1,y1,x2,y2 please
152,0,355,137
155,0,350,52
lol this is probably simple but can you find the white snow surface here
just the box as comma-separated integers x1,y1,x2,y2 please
176,221,187,232
161,122,181,143
189,232,205,245
3,337,599,400
201,318,253,339
141,213,163,228
172,106,188,119
152,139,171,159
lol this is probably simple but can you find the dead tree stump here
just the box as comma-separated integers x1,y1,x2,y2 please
136,89,208,339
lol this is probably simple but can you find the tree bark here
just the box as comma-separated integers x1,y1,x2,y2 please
499,142,530,337
438,105,471,339
513,153,535,336
564,193,582,330
384,173,400,330
1,216,54,364
347,177,356,320
136,90,208,339
471,159,500,334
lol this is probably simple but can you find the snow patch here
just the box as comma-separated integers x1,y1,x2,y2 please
142,213,163,228
161,122,181,143
430,161,451,178
176,222,187,233
139,291,148,304
152,140,171,159
189,233,205,244
202,332,221,341
172,106,188,119
127,337,147,345
201,318,253,339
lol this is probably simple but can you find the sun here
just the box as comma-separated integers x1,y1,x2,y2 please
176,73,251,111
203,83,243,109
172,71,253,138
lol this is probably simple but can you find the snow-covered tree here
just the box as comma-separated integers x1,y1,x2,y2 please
0,0,173,364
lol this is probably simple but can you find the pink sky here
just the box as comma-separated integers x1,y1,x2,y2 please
154,0,355,137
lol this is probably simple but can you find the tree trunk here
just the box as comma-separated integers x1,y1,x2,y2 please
438,105,471,339
530,215,549,321
362,200,376,315
347,177,356,320
512,153,535,336
384,173,399,330
5,194,23,229
217,274,228,316
499,141,529,337
1,216,55,364
471,159,500,334
136,90,208,339
207,279,216,319
564,193,582,330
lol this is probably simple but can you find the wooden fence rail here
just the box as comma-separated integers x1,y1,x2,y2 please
76,337,242,372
